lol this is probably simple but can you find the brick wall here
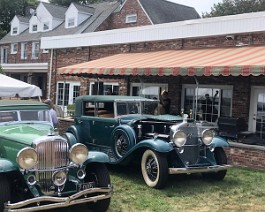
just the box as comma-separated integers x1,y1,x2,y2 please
8,42,49,63
110,0,151,29
225,142,265,171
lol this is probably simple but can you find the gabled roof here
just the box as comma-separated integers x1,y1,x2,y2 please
72,2,95,15
16,15,30,24
42,2,67,20
139,0,200,24
0,1,120,44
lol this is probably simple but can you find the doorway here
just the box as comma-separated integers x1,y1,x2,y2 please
249,86,265,139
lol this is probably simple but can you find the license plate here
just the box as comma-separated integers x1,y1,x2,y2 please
78,182,95,191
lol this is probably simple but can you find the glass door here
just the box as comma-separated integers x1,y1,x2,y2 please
249,87,265,139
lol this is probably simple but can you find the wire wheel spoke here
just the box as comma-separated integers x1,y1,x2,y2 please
116,135,128,156
146,157,158,181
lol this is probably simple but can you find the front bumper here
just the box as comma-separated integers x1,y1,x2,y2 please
169,165,231,174
5,186,112,212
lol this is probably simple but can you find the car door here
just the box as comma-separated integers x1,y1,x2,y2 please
89,116,118,147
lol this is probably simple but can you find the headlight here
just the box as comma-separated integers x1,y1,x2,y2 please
52,171,67,187
202,129,214,145
69,143,88,165
172,130,187,147
17,147,37,170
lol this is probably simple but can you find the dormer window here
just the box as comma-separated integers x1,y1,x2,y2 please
11,43,18,54
67,17,75,28
43,22,49,31
32,24,38,32
126,14,137,23
12,27,18,35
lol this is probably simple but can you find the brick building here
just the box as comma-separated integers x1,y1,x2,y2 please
0,0,199,100
42,11,265,144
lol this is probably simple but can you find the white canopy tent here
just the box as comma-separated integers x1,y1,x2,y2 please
0,74,42,98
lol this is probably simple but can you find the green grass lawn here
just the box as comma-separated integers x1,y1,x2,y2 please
108,165,265,212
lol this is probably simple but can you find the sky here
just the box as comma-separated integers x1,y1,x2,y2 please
168,0,223,15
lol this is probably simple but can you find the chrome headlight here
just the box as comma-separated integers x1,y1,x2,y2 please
69,143,88,165
172,130,187,147
52,171,67,187
202,129,214,145
17,147,37,170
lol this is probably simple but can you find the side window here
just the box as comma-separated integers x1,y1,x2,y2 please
83,101,95,116
0,111,18,122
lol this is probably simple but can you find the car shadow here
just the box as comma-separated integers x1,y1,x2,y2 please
107,164,240,192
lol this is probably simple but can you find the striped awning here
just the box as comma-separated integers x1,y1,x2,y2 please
58,46,265,76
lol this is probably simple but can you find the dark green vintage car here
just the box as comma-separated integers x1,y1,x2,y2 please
67,95,231,189
0,100,112,212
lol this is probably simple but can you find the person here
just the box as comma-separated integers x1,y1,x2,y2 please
44,99,58,128
160,90,171,114
201,91,218,122
106,88,113,95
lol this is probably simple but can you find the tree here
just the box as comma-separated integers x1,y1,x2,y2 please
203,0,265,17
0,0,38,39
0,65,5,74
49,0,100,7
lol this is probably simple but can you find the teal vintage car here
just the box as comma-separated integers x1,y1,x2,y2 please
67,95,231,189
0,100,112,212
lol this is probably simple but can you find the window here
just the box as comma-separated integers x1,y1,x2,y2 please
1,47,8,63
126,14,137,23
32,24,37,32
11,43,18,54
12,27,18,35
32,42,39,59
67,17,75,28
89,82,119,95
43,22,49,31
182,85,233,122
56,82,80,106
130,83,168,100
21,43,28,59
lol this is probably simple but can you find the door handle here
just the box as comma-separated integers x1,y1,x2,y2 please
107,125,115,128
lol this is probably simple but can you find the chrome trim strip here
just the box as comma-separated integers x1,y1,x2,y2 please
168,165,231,174
5,187,112,212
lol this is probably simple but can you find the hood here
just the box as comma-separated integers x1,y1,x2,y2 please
119,114,183,124
0,122,54,146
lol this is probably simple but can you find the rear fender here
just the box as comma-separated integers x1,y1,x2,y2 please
212,136,229,148
0,159,18,173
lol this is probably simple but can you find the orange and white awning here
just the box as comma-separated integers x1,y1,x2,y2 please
58,46,265,76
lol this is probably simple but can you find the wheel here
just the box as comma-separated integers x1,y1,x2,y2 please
202,147,228,180
85,163,111,212
141,149,168,189
0,175,11,212
113,129,130,158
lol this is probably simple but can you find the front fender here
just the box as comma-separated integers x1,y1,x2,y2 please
64,131,78,146
85,151,110,164
212,136,230,148
66,125,81,143
131,138,174,153
0,158,18,173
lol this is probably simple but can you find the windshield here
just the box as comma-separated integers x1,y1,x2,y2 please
116,101,158,116
0,110,51,123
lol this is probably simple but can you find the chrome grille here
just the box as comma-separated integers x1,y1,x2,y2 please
34,137,69,194
35,139,69,169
